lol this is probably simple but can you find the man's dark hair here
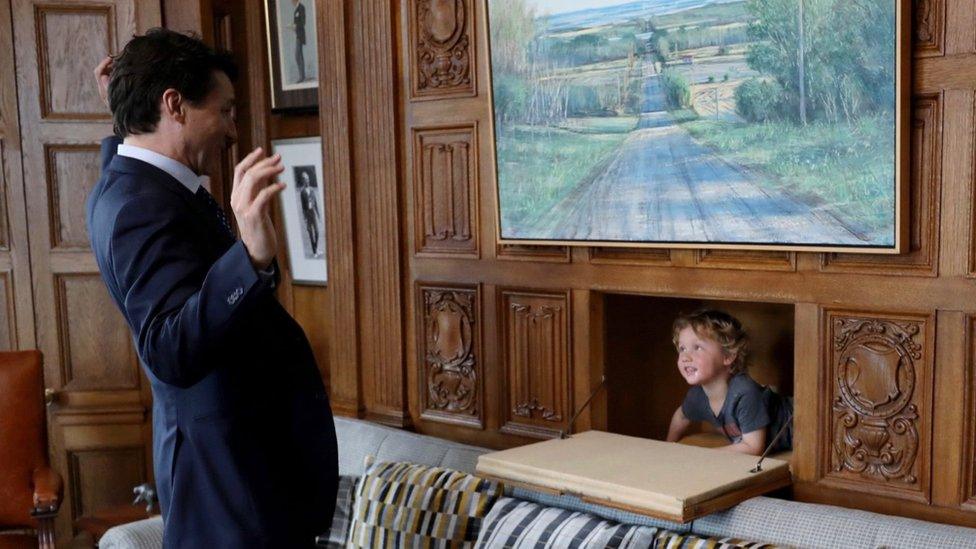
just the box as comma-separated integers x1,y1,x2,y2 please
109,28,238,137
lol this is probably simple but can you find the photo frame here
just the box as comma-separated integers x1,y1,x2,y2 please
271,137,328,285
264,0,319,111
485,0,909,253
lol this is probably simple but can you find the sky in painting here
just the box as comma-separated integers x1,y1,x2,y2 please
529,0,639,16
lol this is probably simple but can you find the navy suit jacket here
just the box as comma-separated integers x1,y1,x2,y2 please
86,137,338,548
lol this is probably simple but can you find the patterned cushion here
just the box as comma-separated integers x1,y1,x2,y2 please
315,475,358,547
347,461,503,548
476,497,662,548
654,530,779,548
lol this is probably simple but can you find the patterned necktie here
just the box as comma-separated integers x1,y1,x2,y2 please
196,186,235,239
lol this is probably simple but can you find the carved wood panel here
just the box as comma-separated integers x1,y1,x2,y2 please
55,275,138,390
410,0,475,99
695,249,795,271
821,95,942,276
418,283,482,427
588,247,672,266
68,448,146,521
967,316,976,507
46,145,101,249
914,0,945,57
500,289,571,439
414,125,479,257
822,310,932,502
35,4,115,119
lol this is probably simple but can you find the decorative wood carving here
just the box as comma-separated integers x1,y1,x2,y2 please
45,145,101,250
824,311,930,501
695,249,795,271
35,5,115,119
55,275,138,390
419,284,482,427
822,95,941,276
588,247,672,266
497,243,571,262
411,0,475,99
414,125,479,257
501,290,571,438
913,0,945,57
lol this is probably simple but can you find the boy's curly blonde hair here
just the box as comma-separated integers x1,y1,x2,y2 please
672,309,749,375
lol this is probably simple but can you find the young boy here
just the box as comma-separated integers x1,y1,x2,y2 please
666,309,792,456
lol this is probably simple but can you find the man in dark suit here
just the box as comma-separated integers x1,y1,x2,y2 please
86,29,337,548
293,0,307,82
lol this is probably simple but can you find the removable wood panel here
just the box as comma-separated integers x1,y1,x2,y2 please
477,431,791,523
413,125,479,257
500,289,571,439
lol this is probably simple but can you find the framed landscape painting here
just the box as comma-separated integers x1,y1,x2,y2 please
486,0,909,252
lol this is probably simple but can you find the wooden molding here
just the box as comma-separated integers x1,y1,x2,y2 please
914,0,946,58
588,247,672,267
694,249,796,272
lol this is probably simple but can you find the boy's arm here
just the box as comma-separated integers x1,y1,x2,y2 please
720,429,766,456
666,406,692,442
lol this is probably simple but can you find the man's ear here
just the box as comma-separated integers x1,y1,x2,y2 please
161,88,185,123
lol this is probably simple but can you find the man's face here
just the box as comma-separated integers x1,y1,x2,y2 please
301,172,310,186
182,70,237,175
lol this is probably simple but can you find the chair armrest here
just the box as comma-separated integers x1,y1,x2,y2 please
32,466,63,514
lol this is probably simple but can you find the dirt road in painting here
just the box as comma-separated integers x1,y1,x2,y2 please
522,61,866,245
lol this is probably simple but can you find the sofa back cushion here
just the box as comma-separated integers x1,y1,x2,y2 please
348,461,503,548
476,497,663,548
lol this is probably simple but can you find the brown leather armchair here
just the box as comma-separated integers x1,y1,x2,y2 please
0,351,61,549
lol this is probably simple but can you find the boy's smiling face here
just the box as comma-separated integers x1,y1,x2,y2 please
675,326,735,386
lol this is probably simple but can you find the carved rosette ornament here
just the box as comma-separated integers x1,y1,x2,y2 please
830,318,922,485
423,289,478,416
414,0,473,96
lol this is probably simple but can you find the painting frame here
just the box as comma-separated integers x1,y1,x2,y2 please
264,0,319,112
484,0,910,254
271,137,328,285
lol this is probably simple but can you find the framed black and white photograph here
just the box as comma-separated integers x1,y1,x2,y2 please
271,137,327,285
264,0,319,111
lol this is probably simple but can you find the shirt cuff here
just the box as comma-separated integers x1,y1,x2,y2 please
256,263,277,289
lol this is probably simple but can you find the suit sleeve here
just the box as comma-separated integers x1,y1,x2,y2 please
110,195,272,388
100,135,122,172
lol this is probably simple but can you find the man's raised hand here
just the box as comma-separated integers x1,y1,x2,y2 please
231,147,286,270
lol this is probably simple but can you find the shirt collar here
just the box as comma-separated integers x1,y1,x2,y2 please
116,144,209,194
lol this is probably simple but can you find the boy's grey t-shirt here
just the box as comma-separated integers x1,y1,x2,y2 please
681,373,792,452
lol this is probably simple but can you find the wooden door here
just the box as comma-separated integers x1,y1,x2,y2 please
9,0,160,541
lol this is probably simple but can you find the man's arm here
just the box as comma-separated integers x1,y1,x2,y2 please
111,196,272,388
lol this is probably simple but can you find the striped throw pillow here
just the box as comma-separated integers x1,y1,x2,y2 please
475,497,662,548
654,530,780,548
347,461,503,548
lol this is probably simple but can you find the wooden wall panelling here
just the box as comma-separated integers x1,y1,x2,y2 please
0,0,35,351
913,0,946,57
413,124,480,257
587,247,672,267
792,303,820,484
499,288,571,439
821,94,942,276
936,89,973,278
409,0,476,100
417,282,482,428
930,311,967,509
349,0,407,427
818,309,934,504
11,0,160,539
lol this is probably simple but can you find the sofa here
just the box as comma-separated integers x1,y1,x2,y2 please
100,417,976,548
